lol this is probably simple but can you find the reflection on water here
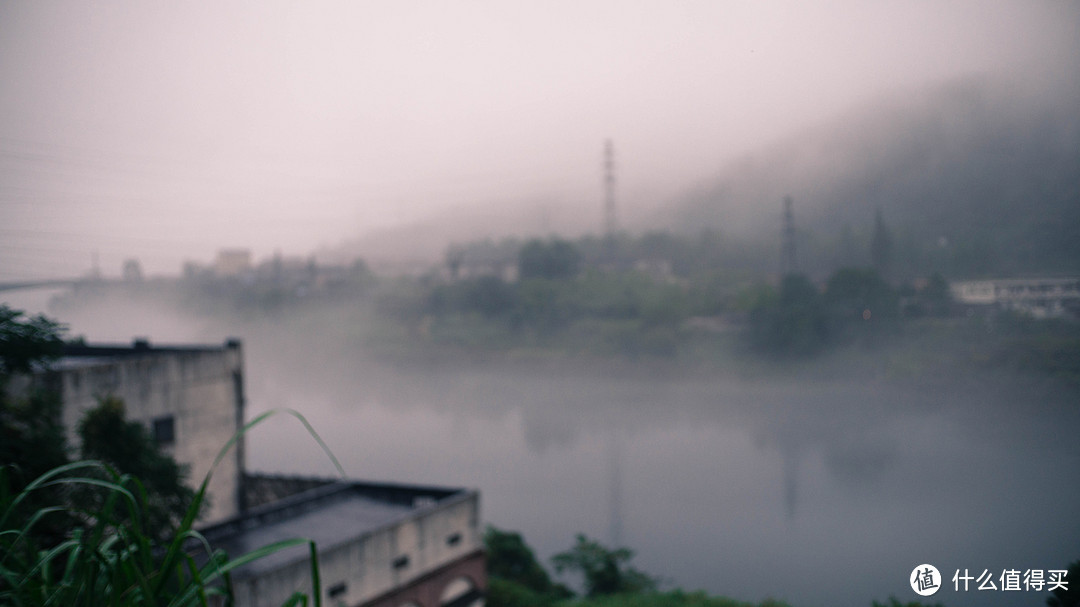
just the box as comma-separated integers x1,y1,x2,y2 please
36,300,1080,607
241,347,1080,607
607,432,623,549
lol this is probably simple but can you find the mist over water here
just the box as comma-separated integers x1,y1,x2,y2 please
249,345,1080,607
36,298,1080,607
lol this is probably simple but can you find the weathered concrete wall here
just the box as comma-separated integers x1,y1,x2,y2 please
363,550,485,607
244,473,336,509
231,492,483,607
52,342,245,524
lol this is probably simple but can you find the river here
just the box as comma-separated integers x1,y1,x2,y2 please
241,342,1080,607
28,295,1080,607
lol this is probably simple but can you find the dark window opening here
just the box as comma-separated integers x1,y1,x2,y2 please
327,582,346,598
152,416,175,445
446,532,462,546
392,555,409,570
232,371,245,409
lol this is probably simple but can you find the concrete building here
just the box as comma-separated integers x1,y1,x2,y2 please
35,339,485,607
203,475,485,607
48,339,247,524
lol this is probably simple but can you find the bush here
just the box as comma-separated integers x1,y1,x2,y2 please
519,239,582,281
0,460,319,606
552,534,658,597
747,274,829,357
1,408,339,606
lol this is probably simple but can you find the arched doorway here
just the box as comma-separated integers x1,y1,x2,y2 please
439,575,483,607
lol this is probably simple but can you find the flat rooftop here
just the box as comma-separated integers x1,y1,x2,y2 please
197,478,470,578
50,339,241,371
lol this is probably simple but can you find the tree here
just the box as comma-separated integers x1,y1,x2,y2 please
0,305,68,507
78,396,198,541
464,276,518,319
1,306,198,546
485,526,562,595
518,239,582,281
551,533,658,597
824,267,899,323
484,526,572,607
511,279,567,332
0,305,64,378
748,274,829,356
920,272,952,317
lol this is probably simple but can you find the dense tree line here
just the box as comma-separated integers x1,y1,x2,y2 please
415,232,959,359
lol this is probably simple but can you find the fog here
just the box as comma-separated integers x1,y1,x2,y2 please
2,1,1079,278
4,3,1080,607
29,292,1080,607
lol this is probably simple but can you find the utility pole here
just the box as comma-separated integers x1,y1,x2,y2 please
603,139,617,250
781,196,796,275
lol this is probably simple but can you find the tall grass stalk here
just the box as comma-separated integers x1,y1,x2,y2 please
1,408,342,607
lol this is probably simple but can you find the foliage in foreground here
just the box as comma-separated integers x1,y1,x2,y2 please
2,302,325,606
483,526,789,607
1,305,200,547
484,526,571,600
77,396,199,543
0,439,322,606
483,526,1080,607
551,533,659,598
0,459,314,606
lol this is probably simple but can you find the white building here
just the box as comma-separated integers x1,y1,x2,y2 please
37,338,485,607
49,339,247,524
206,476,484,607
950,277,1080,319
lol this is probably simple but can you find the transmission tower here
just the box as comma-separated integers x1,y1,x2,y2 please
781,196,797,275
603,139,617,243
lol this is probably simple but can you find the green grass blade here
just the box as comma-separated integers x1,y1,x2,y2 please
308,540,321,607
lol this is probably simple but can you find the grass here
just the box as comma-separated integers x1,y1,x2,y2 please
0,409,342,607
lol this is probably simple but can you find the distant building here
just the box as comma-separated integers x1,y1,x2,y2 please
950,277,1080,319
122,258,144,282
215,249,253,278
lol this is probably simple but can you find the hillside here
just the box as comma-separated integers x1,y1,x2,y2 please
669,78,1080,279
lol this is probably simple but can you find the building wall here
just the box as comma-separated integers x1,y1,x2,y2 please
951,278,1080,318
53,342,246,524
215,249,253,277
231,492,483,607
243,473,336,509
364,550,485,607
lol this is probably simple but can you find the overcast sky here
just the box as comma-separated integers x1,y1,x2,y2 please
1,1,1077,279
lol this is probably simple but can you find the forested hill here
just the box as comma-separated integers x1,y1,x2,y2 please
669,78,1080,280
